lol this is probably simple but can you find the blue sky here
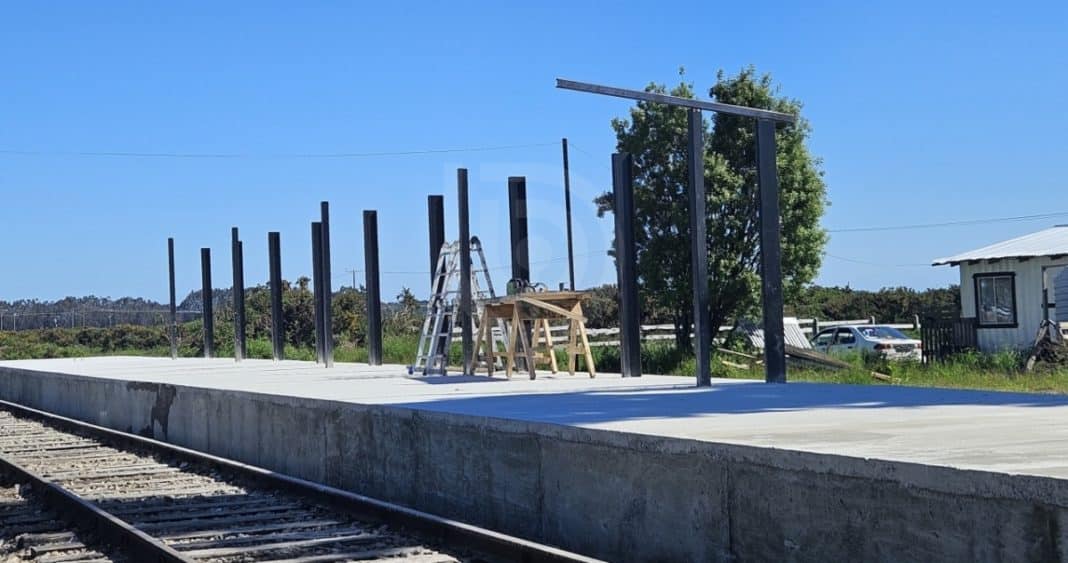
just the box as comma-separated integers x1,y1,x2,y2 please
2,1,1066,303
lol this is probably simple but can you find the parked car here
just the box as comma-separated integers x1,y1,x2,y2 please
811,325,922,361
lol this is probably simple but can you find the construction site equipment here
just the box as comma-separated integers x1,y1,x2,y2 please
410,237,505,375
477,291,595,379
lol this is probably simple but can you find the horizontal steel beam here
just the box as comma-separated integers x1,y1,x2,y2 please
556,78,797,123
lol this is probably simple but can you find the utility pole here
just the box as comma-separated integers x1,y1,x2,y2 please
345,269,358,289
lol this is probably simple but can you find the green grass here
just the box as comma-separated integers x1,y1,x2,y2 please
716,349,1068,394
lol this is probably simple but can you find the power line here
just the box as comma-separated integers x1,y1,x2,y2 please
827,211,1068,233
823,253,930,268
0,142,559,160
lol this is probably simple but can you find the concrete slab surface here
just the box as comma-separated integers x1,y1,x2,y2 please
3,355,1068,479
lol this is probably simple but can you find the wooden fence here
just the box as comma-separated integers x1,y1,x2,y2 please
458,316,922,348
920,317,978,363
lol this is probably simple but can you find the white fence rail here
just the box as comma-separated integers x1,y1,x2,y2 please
454,316,922,347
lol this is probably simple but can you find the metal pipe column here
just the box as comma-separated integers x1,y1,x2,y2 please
319,202,334,367
231,227,246,362
687,110,711,386
457,169,473,375
428,195,445,288
200,248,214,359
167,238,177,359
364,210,383,366
268,232,285,361
757,119,787,383
612,153,641,377
311,222,325,364
562,138,576,290
507,176,530,284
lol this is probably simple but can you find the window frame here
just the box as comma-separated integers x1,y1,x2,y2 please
835,327,856,345
973,272,1018,329
812,329,835,348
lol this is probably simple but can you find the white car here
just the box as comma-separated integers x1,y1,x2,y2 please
811,325,922,361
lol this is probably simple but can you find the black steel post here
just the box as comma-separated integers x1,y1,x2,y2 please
268,232,284,361
757,119,787,383
319,202,334,367
311,222,325,364
167,238,177,360
364,210,383,366
687,110,711,387
457,169,473,375
200,248,214,359
231,227,246,362
428,195,445,288
562,138,576,291
507,176,530,284
612,153,641,378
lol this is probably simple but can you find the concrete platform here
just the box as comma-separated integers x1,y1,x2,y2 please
5,356,1068,479
2,356,1068,561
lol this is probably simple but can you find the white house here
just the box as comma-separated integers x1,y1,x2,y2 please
932,225,1068,351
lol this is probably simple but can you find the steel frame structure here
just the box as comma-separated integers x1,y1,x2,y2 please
558,78,793,384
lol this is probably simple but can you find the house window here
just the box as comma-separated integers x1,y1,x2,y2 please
974,273,1017,327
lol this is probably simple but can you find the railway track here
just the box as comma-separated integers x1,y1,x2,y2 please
0,476,124,563
0,400,601,563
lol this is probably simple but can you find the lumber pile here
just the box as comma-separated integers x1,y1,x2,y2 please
716,344,890,382
1025,321,1068,372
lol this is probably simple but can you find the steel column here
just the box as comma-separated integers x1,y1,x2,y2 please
428,195,445,288
612,153,641,377
319,202,334,367
312,222,325,364
231,227,246,362
562,138,576,290
364,210,383,366
507,176,530,283
167,238,177,360
687,110,711,386
200,248,214,359
268,232,285,361
757,119,787,383
457,169,473,375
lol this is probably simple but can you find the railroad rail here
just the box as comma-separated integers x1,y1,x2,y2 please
0,399,603,563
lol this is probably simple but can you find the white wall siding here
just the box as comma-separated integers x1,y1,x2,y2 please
958,257,1068,351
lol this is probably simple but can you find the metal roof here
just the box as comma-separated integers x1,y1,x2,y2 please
932,225,1068,266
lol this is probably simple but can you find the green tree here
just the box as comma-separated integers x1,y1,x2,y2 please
385,287,421,335
595,67,828,350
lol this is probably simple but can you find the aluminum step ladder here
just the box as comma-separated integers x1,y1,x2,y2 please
409,237,506,375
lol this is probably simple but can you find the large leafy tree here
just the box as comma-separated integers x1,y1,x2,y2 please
596,67,827,350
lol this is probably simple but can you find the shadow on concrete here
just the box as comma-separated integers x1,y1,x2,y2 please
391,380,1068,425
408,375,512,385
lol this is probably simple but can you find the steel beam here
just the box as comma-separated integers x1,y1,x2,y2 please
562,138,576,290
457,169,473,375
508,176,530,284
319,202,334,367
687,110,711,386
167,238,177,360
428,195,445,288
556,78,797,123
312,222,325,364
612,153,641,378
231,228,246,362
200,248,214,359
364,210,383,366
757,119,787,383
268,232,284,361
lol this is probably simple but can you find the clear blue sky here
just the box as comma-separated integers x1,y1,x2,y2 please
2,1,1066,303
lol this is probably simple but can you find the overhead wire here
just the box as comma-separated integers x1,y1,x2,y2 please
0,142,559,160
